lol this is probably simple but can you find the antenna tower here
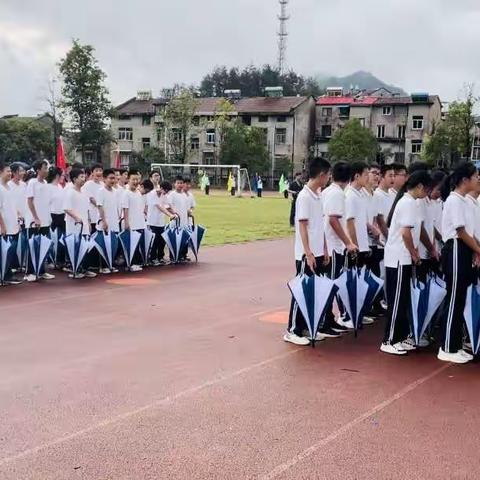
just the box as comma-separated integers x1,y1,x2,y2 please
277,0,289,75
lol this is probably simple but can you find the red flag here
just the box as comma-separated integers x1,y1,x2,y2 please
114,148,121,169
56,136,66,170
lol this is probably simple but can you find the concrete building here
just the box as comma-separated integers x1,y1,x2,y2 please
315,89,442,164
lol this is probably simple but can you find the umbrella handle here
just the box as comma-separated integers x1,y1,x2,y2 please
74,221,84,237
190,215,195,228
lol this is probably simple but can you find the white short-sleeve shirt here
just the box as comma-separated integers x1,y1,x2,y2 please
442,192,474,241
121,189,146,231
384,193,422,268
418,198,436,259
64,188,90,235
185,191,196,210
25,178,52,227
294,186,325,261
81,180,103,224
322,183,346,255
167,190,190,227
466,194,480,242
146,190,170,227
432,199,443,239
345,186,370,252
7,180,27,218
97,187,120,232
49,183,65,215
0,184,20,235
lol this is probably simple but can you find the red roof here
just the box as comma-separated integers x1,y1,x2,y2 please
235,96,308,114
316,96,378,106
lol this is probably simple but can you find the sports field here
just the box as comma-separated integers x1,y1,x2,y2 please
193,191,293,246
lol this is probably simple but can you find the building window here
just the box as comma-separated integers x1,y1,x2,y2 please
397,125,406,139
382,106,392,115
275,128,287,144
192,116,200,126
118,127,133,141
203,152,215,165
84,151,95,163
191,137,200,150
206,129,215,144
338,106,350,118
142,115,151,126
171,128,182,144
322,107,332,117
411,140,423,154
205,115,215,122
242,115,252,126
258,115,269,123
377,125,386,138
412,116,424,130
277,115,287,122
142,137,150,149
120,153,131,167
321,125,332,138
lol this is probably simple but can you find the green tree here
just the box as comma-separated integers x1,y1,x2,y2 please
328,119,379,162
0,118,54,163
58,39,112,164
130,147,164,176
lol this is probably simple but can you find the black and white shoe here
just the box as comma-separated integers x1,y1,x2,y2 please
319,328,341,338
332,322,349,333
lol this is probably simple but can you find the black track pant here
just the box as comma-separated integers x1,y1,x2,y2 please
149,225,166,262
440,239,473,353
51,213,66,265
323,251,345,329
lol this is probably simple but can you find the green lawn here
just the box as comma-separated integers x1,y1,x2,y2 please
193,192,293,246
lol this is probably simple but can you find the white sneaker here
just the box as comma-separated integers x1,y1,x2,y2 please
380,343,407,355
362,316,375,325
112,267,119,273
130,265,143,272
463,342,473,351
340,319,355,329
85,271,97,278
437,348,470,364
283,332,310,346
418,336,430,348
380,299,388,311
41,272,55,280
100,268,111,274
151,260,161,266
400,338,417,351
314,332,326,341
68,273,85,279
24,274,37,283
458,349,474,361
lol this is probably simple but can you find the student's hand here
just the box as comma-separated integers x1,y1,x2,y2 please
323,251,330,266
103,221,109,232
474,253,480,267
429,245,440,262
305,252,316,272
369,225,381,240
33,217,41,227
0,222,6,236
346,242,358,254
124,222,130,231
411,249,421,265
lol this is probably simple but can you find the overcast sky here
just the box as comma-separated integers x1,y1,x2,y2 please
1,0,479,116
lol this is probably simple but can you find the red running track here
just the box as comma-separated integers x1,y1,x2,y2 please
0,238,479,479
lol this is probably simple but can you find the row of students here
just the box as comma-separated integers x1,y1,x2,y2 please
0,160,196,284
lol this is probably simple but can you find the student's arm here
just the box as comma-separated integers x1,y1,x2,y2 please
64,209,82,223
123,208,130,230
299,219,316,271
0,211,6,236
27,197,41,226
98,206,108,231
434,227,442,242
420,224,438,260
401,227,420,264
155,204,176,219
346,218,358,249
323,234,329,265
457,227,480,255
376,214,389,239
329,216,358,253
367,222,381,240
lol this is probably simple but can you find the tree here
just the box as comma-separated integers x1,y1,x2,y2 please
328,119,379,162
164,89,199,163
42,76,63,164
130,147,164,176
58,39,112,164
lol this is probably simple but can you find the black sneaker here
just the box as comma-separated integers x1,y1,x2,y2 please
6,277,22,285
319,328,341,338
332,322,349,333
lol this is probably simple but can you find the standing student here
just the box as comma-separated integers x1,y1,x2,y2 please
184,177,196,224
204,174,210,196
374,164,395,245
381,170,432,355
97,169,121,273
168,176,191,262
389,163,407,205
149,170,161,189
256,175,263,198
8,163,27,224
64,168,96,279
122,169,146,272
364,164,382,276
24,160,55,282
322,161,358,335
438,163,480,364
431,170,446,252
288,172,303,226
284,157,332,346
0,163,22,284
47,167,66,267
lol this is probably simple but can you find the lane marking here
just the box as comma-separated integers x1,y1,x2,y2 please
260,363,451,480
0,349,301,467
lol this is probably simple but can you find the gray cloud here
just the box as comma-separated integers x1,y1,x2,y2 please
1,0,479,115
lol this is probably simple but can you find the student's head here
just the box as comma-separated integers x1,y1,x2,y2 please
0,162,12,182
103,168,116,188
47,166,63,184
33,160,48,179
120,169,128,183
368,163,380,189
306,157,331,188
408,161,428,176
140,179,154,195
159,180,173,195
450,162,478,193
24,170,36,183
331,161,351,185
65,163,72,175
175,175,185,192
10,163,26,181
183,177,192,192
380,163,395,189
405,170,432,200
350,161,369,187
127,169,140,189
294,172,302,181
84,167,92,180
149,170,161,185
392,163,407,191
70,168,86,187
429,170,447,200
91,163,103,181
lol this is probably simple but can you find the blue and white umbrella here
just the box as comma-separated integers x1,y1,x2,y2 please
360,267,384,319
139,228,155,266
188,223,206,261
162,221,191,263
288,271,337,346
16,227,28,270
410,275,446,346
49,228,65,267
64,225,91,278
464,281,480,354
92,230,119,271
0,236,13,285
118,229,142,269
28,230,53,279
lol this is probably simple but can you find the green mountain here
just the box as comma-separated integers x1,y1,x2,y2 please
315,71,407,96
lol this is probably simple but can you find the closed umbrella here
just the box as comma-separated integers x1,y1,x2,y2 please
162,220,191,263
92,230,119,271
118,229,142,269
27,228,53,279
188,221,206,261
0,236,12,285
139,228,155,266
64,223,91,278
463,281,480,354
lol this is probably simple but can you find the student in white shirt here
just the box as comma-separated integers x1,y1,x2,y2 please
7,163,27,224
149,170,161,189
345,162,371,267
364,164,382,273
183,177,196,224
256,175,263,198
374,164,395,244
122,169,146,272
381,170,432,356
147,180,175,265
24,160,55,282
431,171,446,252
47,167,66,267
64,168,96,279
284,157,331,346
438,163,480,364
388,163,407,205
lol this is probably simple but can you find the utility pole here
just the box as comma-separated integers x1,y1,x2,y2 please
277,0,289,75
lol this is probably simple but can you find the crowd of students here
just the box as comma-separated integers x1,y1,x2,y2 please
0,161,196,283
286,156,480,365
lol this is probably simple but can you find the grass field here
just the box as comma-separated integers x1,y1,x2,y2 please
192,191,293,246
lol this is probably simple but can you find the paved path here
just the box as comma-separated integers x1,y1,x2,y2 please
0,239,479,479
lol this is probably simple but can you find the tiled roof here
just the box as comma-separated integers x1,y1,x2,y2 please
235,96,308,114
115,97,167,116
195,97,232,115
316,96,377,106
374,96,438,106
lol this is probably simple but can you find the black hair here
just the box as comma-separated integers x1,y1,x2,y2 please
84,167,92,176
91,163,103,171
392,163,407,173
103,168,115,177
331,161,351,183
141,179,154,192
408,161,428,175
128,169,139,178
119,169,127,175
307,157,331,179
387,170,432,227
71,162,84,169
0,161,5,172
47,167,62,183
175,175,184,182
10,163,23,174
430,169,447,190
32,160,48,172
184,177,192,183
350,161,368,182
380,163,395,176
440,161,478,201
369,163,380,171
294,172,302,177
149,170,160,178
70,168,84,182
160,180,173,193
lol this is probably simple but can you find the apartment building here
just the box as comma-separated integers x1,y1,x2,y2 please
315,89,442,164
